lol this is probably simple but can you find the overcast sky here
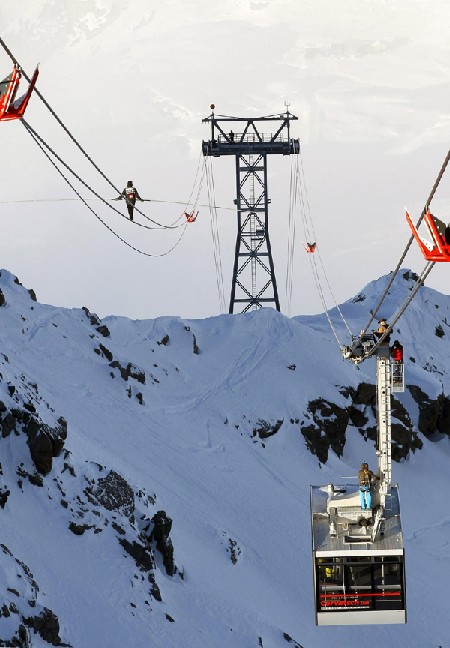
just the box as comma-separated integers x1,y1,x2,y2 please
1,0,450,322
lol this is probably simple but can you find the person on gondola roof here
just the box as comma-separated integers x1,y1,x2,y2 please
373,318,391,344
358,462,376,510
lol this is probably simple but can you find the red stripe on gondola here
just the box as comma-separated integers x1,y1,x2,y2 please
320,592,400,598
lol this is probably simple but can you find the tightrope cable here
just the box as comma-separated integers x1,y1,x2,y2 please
23,121,188,257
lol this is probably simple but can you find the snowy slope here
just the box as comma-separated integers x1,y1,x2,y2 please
0,267,449,647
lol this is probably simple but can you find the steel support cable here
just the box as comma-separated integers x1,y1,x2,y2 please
295,154,344,347
297,145,353,338
23,122,188,258
285,154,298,316
296,158,343,348
351,147,450,352
167,152,207,227
285,158,293,314
205,158,226,313
0,194,233,211
289,153,302,314
356,261,434,363
22,120,173,232
0,35,185,230
309,248,343,348
208,157,226,312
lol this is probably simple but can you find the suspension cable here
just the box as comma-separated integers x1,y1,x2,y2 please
352,147,450,352
205,157,226,313
22,119,175,231
165,152,206,227
355,261,434,363
285,154,298,317
298,145,353,338
0,35,184,229
294,156,344,347
23,121,188,257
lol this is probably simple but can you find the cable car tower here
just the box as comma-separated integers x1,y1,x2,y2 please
310,339,406,626
202,107,299,313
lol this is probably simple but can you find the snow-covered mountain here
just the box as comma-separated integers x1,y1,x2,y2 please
0,267,449,647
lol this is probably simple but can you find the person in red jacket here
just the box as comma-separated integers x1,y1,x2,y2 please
391,340,403,361
391,340,404,386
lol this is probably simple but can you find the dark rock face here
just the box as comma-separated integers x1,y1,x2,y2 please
438,396,450,436
352,382,376,407
25,418,67,475
0,288,5,307
24,608,61,645
109,360,145,384
0,545,65,647
0,488,10,508
301,399,349,464
348,405,368,428
98,344,113,362
435,324,445,338
28,289,37,302
1,413,17,438
118,538,154,572
82,307,110,337
90,470,135,518
351,385,422,461
150,510,175,576
408,384,443,437
96,325,110,338
300,382,424,464
253,419,283,439
68,522,90,535
403,270,419,282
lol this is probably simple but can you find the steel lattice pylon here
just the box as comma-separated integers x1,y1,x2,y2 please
202,110,299,313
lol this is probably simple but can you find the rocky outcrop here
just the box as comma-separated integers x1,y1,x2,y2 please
86,470,135,519
300,382,423,463
253,419,283,439
24,608,62,645
0,545,67,647
351,384,422,461
109,360,145,384
408,384,443,437
438,396,450,436
25,418,67,475
0,403,67,475
118,538,154,572
301,399,349,464
82,307,110,337
149,510,175,576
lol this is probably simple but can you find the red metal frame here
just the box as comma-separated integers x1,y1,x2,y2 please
0,65,39,122
406,209,450,262
184,210,198,223
302,241,316,253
